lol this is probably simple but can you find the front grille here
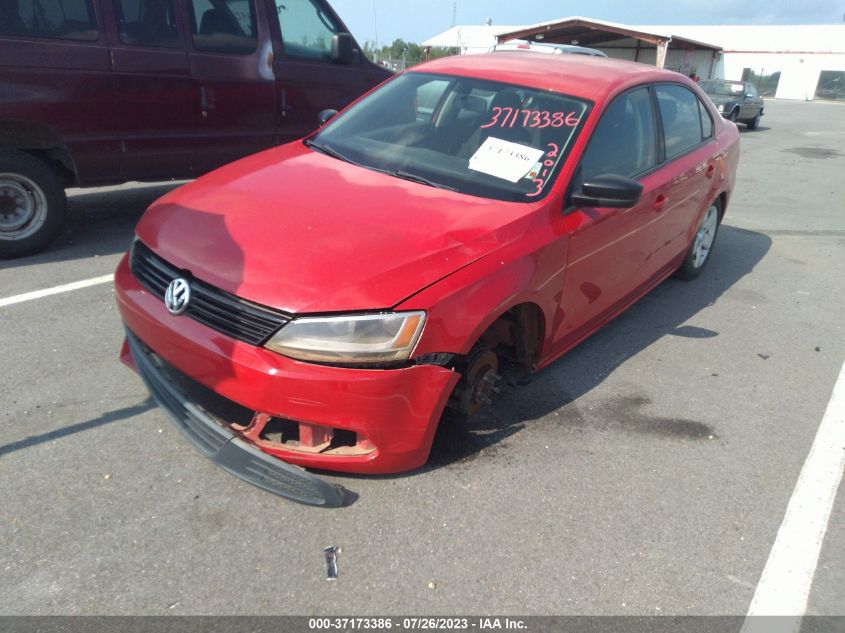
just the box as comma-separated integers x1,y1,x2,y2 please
130,240,290,346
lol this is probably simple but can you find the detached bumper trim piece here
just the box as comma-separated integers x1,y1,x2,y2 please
126,330,347,508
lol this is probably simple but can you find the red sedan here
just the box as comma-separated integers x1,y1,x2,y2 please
115,53,739,506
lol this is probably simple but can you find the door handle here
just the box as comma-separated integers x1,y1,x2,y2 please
705,164,716,178
280,88,293,116
199,85,213,116
653,194,668,212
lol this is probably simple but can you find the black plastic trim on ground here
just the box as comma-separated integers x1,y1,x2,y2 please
126,330,348,508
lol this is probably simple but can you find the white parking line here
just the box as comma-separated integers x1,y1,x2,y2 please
741,360,845,633
0,274,114,307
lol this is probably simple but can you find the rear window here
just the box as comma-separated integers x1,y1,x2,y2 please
114,0,179,48
1,0,98,41
656,84,706,159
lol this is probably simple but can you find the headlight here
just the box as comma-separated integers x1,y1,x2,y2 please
265,311,426,365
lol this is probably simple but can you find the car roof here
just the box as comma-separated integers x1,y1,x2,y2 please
410,52,689,103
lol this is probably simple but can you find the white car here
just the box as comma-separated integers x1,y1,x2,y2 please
491,40,607,57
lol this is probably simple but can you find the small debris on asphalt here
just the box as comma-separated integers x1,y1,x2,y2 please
104,474,111,480
324,546,338,581
757,354,770,360
428,582,436,589
814,346,821,352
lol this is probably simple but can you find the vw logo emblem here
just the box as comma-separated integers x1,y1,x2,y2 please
164,278,191,315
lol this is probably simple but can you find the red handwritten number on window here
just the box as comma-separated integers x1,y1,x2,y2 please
526,143,560,198
481,108,580,129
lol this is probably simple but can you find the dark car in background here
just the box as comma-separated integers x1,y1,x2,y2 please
699,79,764,130
0,0,390,258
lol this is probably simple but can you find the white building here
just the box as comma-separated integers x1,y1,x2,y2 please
422,18,845,101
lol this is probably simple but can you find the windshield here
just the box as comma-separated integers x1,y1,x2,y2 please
699,80,745,96
310,72,591,202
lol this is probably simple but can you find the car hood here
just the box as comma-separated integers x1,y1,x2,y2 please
135,143,535,314
706,94,740,107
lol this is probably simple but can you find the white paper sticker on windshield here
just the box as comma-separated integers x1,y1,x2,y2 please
468,137,545,183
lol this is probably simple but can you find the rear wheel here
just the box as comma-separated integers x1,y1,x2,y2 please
676,199,721,280
0,150,67,259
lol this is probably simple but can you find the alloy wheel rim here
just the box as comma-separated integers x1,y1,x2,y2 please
0,173,48,240
691,205,718,268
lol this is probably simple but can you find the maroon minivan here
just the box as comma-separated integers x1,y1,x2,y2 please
0,0,390,258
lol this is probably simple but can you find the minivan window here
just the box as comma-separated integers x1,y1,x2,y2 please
312,72,590,202
189,0,257,54
1,0,98,40
656,84,705,159
275,0,340,60
114,0,179,47
580,87,657,182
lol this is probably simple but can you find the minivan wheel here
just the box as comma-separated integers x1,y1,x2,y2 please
676,200,721,280
0,150,67,259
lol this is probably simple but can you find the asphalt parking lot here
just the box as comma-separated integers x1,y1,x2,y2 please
1,99,844,617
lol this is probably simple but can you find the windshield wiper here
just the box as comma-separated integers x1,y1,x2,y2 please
304,138,359,166
392,169,458,192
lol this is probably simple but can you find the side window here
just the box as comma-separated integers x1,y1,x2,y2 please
189,0,257,54
275,0,340,61
698,98,713,139
1,0,98,40
656,84,704,159
114,0,179,47
415,79,450,118
746,84,758,98
580,87,657,182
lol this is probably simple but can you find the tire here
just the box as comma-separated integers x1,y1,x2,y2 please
676,199,721,280
728,109,738,123
746,110,761,130
0,150,67,259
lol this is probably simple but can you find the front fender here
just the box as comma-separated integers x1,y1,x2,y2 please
398,231,569,359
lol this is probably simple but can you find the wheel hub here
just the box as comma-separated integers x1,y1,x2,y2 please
0,174,47,238
453,346,500,417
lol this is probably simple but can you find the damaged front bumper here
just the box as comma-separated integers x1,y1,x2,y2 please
126,330,348,507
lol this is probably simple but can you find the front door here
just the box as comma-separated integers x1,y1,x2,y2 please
183,0,277,173
553,86,664,348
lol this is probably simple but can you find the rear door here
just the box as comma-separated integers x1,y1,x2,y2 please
267,0,390,142
184,0,277,173
653,83,719,263
104,0,195,180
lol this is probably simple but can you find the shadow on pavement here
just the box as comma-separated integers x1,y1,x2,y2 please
427,224,772,469
0,399,154,457
0,182,184,270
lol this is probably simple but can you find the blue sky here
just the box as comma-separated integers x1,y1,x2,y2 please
329,0,844,46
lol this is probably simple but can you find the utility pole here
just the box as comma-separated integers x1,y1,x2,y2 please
451,1,457,27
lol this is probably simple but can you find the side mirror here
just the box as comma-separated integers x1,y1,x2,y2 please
570,174,643,208
331,33,355,64
318,109,338,125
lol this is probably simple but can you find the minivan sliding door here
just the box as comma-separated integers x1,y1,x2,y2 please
184,0,277,173
103,0,195,180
